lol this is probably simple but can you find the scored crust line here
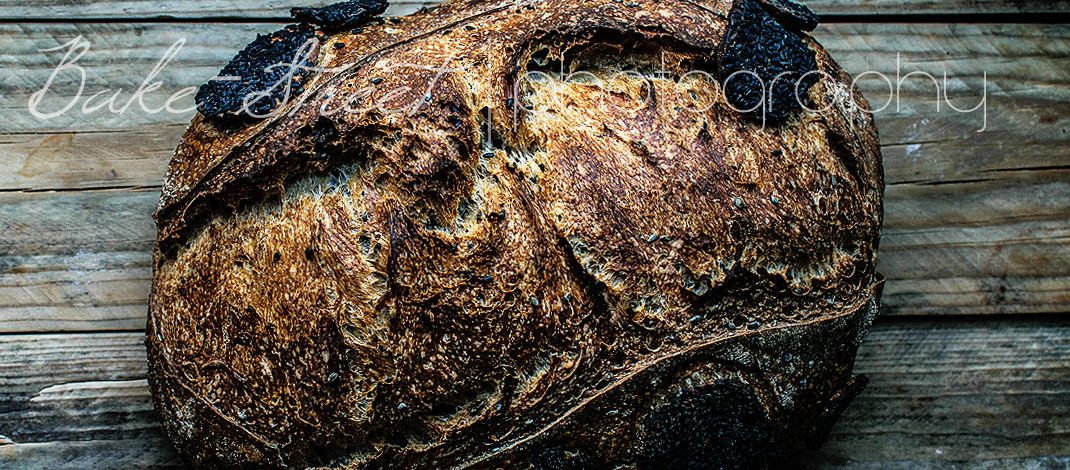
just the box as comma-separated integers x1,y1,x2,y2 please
452,287,876,470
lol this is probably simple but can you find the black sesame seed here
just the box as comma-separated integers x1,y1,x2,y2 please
371,77,383,84
719,0,819,123
756,0,820,32
290,0,388,30
195,24,317,120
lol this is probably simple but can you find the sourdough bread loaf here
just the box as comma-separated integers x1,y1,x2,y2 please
147,0,884,468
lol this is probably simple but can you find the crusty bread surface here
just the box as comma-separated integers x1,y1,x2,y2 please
147,0,884,468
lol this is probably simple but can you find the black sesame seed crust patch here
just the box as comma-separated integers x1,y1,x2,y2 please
755,0,820,32
291,0,390,30
195,23,319,121
718,0,820,123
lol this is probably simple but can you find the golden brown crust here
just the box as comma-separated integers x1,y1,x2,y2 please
148,0,884,468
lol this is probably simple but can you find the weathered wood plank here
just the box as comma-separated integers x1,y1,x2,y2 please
880,181,1070,315
0,0,439,20
1,23,1065,191
0,439,185,470
0,333,147,405
795,456,1070,470
0,190,156,333
806,0,1070,15
1,321,1066,467
0,0,1064,20
817,23,1070,188
814,320,1070,462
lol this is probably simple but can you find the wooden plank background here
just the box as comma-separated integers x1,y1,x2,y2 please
1,0,1068,468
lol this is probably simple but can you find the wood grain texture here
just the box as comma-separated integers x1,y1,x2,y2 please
0,439,184,470
2,321,1066,468
0,190,155,333
815,320,1070,462
0,0,439,20
0,0,1065,19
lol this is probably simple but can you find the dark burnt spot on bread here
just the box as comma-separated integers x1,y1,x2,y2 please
290,0,390,30
637,379,783,470
719,0,819,123
195,23,318,121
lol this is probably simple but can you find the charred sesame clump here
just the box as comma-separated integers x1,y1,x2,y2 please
755,0,820,32
637,380,783,470
719,0,819,123
290,0,389,30
195,24,319,120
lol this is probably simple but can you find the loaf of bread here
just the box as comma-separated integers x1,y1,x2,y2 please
147,0,884,468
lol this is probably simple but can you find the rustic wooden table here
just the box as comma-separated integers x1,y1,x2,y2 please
1,0,1068,468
